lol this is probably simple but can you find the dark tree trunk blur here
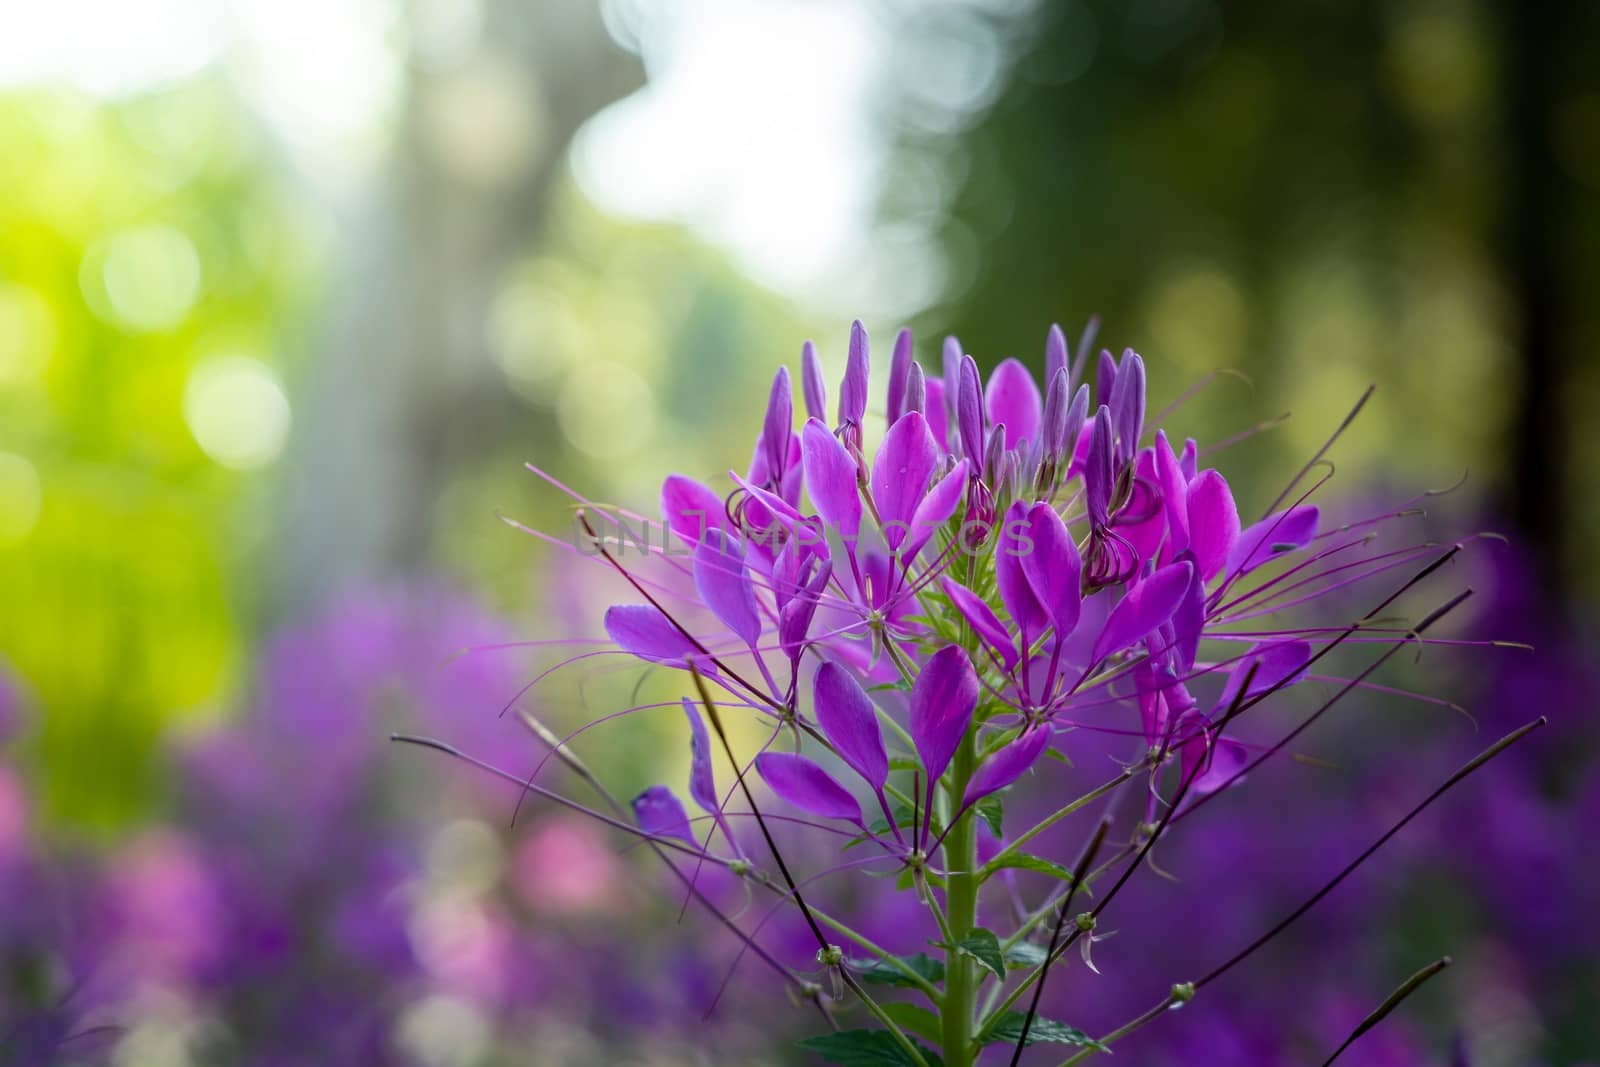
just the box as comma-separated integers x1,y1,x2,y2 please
1502,0,1575,606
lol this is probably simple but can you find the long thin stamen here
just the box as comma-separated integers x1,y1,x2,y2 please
1007,818,1111,1067
1196,719,1543,990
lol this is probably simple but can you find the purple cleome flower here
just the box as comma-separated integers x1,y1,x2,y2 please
497,320,1531,1067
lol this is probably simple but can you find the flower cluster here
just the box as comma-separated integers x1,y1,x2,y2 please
502,320,1528,1067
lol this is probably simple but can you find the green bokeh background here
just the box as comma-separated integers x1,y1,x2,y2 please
0,0,1592,852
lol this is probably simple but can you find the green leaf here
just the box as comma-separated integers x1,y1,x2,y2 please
974,795,1004,838
848,952,945,988
978,1012,1109,1051
889,756,922,773
987,851,1077,883
1003,941,1049,967
798,1030,945,1066
954,928,1006,980
881,1003,943,1044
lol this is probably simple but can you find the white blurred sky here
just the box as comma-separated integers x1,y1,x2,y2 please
0,0,1020,317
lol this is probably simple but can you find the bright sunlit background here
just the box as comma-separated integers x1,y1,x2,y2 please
1,0,1596,1064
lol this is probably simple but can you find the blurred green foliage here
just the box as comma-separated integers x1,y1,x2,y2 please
0,81,312,832
913,0,1516,515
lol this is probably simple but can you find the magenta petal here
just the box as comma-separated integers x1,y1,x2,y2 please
1110,351,1145,457
939,577,1019,671
984,357,1042,451
1218,639,1314,709
871,411,940,546
681,698,719,817
997,500,1049,637
661,474,726,546
1171,562,1206,672
838,320,870,427
903,359,926,416
813,662,888,791
1019,502,1082,636
801,339,827,422
1186,470,1240,581
905,459,969,561
633,785,696,846
1136,665,1198,747
924,376,950,451
693,529,763,649
1084,408,1114,526
1096,349,1117,406
605,605,698,667
1119,448,1167,566
957,355,985,464
1091,561,1194,664
1228,505,1320,576
1178,718,1248,795
886,327,912,425
761,366,793,479
1154,432,1190,558
755,752,862,824
1045,323,1068,385
909,646,979,784
801,417,862,542
778,559,832,660
966,727,1050,805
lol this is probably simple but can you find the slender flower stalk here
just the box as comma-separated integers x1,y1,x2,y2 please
414,320,1517,1066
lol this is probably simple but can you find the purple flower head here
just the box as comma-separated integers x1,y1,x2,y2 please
512,317,1505,1061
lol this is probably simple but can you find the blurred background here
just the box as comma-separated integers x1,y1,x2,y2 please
1,1,1596,1064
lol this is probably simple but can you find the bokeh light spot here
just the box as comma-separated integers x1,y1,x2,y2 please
182,355,291,470
95,225,202,332
557,361,656,459
0,453,43,546
0,285,57,385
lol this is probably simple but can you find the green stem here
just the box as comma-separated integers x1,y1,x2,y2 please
845,973,934,1067
1053,988,1183,1066
981,766,1138,883
810,908,944,1005
941,731,980,1067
